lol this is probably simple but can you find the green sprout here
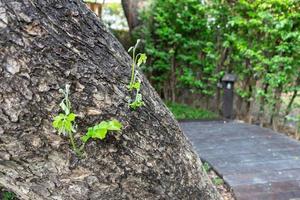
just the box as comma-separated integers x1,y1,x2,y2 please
52,84,81,155
128,39,147,109
212,177,224,186
202,162,211,173
52,84,123,157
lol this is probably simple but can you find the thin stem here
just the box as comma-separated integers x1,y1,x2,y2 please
79,143,86,151
130,48,136,86
131,63,135,86
68,131,81,155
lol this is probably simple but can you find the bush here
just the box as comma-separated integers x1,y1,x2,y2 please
166,102,218,120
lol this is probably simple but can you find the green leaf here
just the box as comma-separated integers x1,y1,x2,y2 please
213,177,224,185
81,120,123,143
96,121,109,129
129,81,141,91
137,53,147,67
59,101,70,115
108,119,123,131
64,120,73,132
92,128,108,140
81,134,91,143
67,113,76,121
52,113,76,135
52,114,65,128
129,99,144,110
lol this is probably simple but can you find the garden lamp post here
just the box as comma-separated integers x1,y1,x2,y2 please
221,73,236,119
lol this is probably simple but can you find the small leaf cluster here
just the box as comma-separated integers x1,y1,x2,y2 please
53,113,76,135
128,39,147,109
202,162,211,173
212,177,224,186
52,84,122,156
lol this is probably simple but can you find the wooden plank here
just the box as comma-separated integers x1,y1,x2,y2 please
180,121,300,199
224,168,300,186
235,190,300,200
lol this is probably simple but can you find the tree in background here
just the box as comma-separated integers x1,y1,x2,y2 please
138,0,300,129
218,0,300,128
121,0,148,32
138,0,219,104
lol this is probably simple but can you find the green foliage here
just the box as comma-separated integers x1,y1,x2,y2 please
52,84,123,156
202,162,211,173
138,0,300,123
129,93,144,109
201,162,225,186
138,0,220,99
52,113,76,135
52,84,80,155
166,102,218,120
212,177,224,186
81,119,122,142
128,40,147,109
2,191,16,200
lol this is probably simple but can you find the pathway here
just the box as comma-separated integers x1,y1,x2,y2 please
180,121,300,200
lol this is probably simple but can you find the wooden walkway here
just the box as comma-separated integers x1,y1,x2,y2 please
180,121,300,200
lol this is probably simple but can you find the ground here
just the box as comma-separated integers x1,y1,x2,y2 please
181,121,300,200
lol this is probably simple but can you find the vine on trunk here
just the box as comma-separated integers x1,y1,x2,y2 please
52,84,122,156
128,39,147,109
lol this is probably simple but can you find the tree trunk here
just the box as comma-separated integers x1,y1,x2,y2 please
121,0,145,31
258,83,269,127
170,51,177,103
215,47,229,113
0,0,221,200
270,86,283,131
284,75,300,121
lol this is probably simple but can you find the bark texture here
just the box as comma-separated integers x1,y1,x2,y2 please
0,0,221,199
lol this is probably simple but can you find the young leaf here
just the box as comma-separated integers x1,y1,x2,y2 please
129,99,144,110
137,53,147,67
96,121,109,129
81,119,122,143
108,119,123,131
53,114,65,128
92,128,108,140
81,134,90,143
52,113,76,135
67,113,76,121
128,81,141,91
59,101,70,115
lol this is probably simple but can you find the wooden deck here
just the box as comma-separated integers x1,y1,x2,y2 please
180,121,300,200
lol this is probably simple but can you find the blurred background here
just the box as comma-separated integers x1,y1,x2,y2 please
83,0,300,138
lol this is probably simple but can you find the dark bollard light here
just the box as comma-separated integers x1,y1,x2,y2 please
221,73,236,119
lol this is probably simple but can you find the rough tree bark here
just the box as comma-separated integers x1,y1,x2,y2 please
0,0,221,199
